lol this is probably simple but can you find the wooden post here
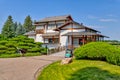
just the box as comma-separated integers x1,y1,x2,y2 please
52,36,54,43
59,31,60,44
71,36,73,49
85,35,87,44
82,35,85,45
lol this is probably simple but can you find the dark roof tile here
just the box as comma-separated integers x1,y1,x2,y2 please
38,15,71,22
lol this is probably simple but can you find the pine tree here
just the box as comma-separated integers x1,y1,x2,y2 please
10,22,18,37
16,23,26,36
1,15,14,38
23,15,33,32
13,22,18,32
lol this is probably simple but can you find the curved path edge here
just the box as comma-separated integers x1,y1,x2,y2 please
0,51,65,80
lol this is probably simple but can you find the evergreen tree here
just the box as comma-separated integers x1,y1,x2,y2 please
11,22,18,37
23,15,33,32
13,22,18,32
1,15,14,38
16,23,26,36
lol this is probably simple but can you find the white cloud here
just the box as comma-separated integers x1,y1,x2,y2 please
107,14,117,17
99,19,118,22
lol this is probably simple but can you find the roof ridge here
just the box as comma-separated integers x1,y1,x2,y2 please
44,15,71,18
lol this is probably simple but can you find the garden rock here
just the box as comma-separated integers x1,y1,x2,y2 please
61,58,72,65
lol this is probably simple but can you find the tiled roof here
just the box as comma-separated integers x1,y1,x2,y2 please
42,32,59,36
62,31,109,38
38,15,71,22
24,31,36,35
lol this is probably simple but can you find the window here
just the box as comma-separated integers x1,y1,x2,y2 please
44,38,59,43
44,39,48,43
57,23,63,27
54,38,59,43
73,38,79,46
48,24,56,29
73,38,79,45
36,26,44,29
49,38,53,43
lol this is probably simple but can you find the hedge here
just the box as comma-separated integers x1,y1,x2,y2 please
0,35,44,55
74,42,120,66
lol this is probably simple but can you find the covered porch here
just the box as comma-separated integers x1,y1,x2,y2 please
62,32,108,49
42,32,60,49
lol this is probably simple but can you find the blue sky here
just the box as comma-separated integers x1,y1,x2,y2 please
0,0,120,40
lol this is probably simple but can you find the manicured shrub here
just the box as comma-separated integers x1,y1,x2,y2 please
24,53,40,56
5,43,16,47
0,40,8,45
0,35,45,56
27,43,36,47
40,48,47,55
0,50,7,54
106,51,120,66
35,42,42,47
0,45,7,50
18,42,29,46
74,42,120,66
18,46,30,50
7,47,16,51
5,51,16,54
0,54,21,58
22,39,34,43
9,38,19,41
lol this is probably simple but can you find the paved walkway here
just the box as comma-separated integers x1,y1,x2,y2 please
0,51,65,80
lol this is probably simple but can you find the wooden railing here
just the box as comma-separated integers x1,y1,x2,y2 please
42,43,65,55
36,29,44,34
47,46,65,55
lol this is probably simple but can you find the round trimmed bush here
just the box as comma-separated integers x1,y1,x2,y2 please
74,42,120,65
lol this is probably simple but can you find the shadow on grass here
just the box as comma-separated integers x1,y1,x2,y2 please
68,67,120,80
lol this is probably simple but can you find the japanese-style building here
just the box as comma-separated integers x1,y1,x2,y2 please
24,15,108,49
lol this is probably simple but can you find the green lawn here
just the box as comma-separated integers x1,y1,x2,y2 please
38,60,120,80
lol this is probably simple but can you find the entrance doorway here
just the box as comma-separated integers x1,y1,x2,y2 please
73,38,83,47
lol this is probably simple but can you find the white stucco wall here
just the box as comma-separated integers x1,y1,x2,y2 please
62,25,85,32
73,29,85,32
60,36,68,46
60,24,86,47
46,30,56,33
60,30,68,47
62,25,72,29
28,35,36,40
35,34,44,42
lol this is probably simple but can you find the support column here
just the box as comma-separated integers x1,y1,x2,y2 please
98,36,100,41
59,31,60,44
82,35,85,45
92,35,94,42
52,36,54,43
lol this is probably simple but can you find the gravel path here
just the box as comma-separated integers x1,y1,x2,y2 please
0,51,65,80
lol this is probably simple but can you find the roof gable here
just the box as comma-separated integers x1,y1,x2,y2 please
54,21,100,33
54,21,86,30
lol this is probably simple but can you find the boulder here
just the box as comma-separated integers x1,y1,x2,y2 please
61,58,72,65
